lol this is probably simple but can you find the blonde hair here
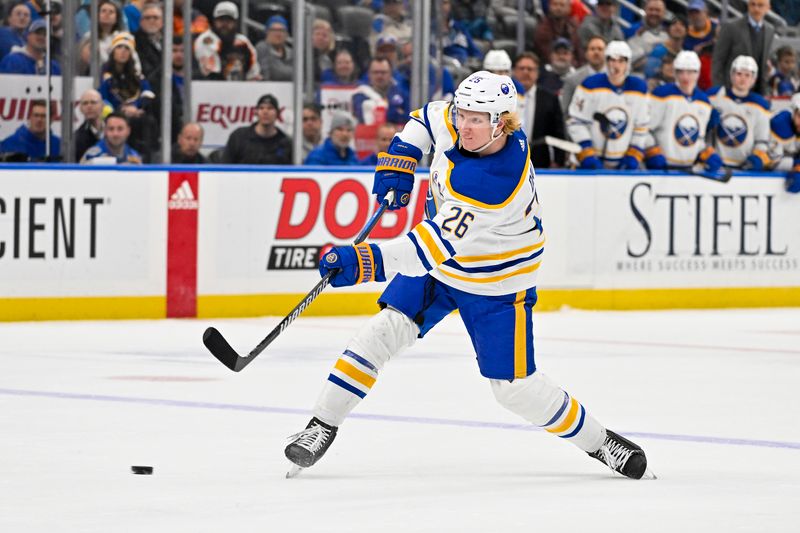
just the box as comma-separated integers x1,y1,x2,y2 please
500,111,521,135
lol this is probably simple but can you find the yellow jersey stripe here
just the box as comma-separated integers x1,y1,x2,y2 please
513,291,527,379
445,153,531,210
415,224,447,265
455,240,544,263
334,358,376,389
547,397,579,434
439,261,541,284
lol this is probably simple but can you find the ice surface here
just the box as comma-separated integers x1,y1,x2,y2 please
1,308,799,532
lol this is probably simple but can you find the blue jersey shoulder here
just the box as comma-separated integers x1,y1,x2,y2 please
651,84,683,98
771,109,795,140
581,72,611,91
445,130,529,207
622,75,648,94
744,91,771,112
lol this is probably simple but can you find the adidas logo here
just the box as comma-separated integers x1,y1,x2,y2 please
168,180,199,210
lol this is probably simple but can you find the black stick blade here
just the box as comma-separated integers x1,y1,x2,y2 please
203,327,250,372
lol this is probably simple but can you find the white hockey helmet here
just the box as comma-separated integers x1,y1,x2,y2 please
674,50,701,72
730,55,759,77
483,49,512,72
453,70,517,125
792,92,800,113
605,40,632,61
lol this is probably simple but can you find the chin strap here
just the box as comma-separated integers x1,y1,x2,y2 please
462,124,505,153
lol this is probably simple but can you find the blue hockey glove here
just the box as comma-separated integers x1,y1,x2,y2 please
786,167,800,193
579,155,603,169
743,154,764,171
704,152,722,172
373,150,418,211
319,243,386,287
645,154,667,170
618,155,640,170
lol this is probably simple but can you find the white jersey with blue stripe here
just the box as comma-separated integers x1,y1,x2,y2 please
647,83,715,167
378,100,545,297
769,109,800,171
566,73,650,164
707,87,771,168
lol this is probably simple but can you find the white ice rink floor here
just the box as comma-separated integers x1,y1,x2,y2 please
1,308,799,532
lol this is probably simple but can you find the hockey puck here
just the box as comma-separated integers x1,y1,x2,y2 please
131,465,154,475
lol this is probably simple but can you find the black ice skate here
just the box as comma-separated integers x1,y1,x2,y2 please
589,429,653,480
284,417,338,476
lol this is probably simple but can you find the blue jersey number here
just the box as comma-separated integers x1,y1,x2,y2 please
441,206,474,238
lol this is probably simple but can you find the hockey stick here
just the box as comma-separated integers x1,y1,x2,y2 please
203,191,396,372
531,136,582,154
689,165,733,183
593,112,611,162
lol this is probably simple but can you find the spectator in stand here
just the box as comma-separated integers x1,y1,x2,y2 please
450,0,493,42
222,93,292,164
301,103,323,161
359,122,397,166
768,46,799,97
370,0,412,54
684,0,717,91
47,0,62,62
373,35,405,85
0,99,59,161
256,15,293,82
353,57,409,125
74,89,107,162
321,48,359,86
81,112,142,164
436,0,482,68
304,112,360,166
561,36,606,112
648,53,675,91
514,52,566,168
173,0,209,37
0,2,31,61
534,0,583,67
578,0,623,48
712,0,774,96
541,37,575,94
627,0,668,72
195,1,260,81
83,0,124,65
172,122,206,163
134,3,163,90
0,18,60,74
124,0,146,33
311,18,335,82
396,39,455,101
483,49,525,94
99,32,157,161
644,16,686,80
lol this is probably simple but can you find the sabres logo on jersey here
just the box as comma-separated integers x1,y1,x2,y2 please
601,107,629,140
718,113,748,147
673,113,700,147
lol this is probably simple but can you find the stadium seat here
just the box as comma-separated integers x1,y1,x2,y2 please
338,6,375,41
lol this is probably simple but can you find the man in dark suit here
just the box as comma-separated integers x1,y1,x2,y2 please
711,0,774,95
513,51,566,169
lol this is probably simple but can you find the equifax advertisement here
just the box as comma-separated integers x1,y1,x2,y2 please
0,169,168,297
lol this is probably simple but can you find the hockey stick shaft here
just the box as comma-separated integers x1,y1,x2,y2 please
203,191,395,372
531,136,582,154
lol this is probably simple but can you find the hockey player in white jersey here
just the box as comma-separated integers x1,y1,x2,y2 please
770,92,800,192
644,50,723,171
707,55,772,169
567,40,650,170
284,71,651,480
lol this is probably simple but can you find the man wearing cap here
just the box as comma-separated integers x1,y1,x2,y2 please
540,37,575,93
0,18,60,74
578,0,623,49
533,0,582,66
256,15,293,82
712,0,774,95
1,99,60,161
304,112,360,166
194,1,260,81
370,0,412,55
683,0,717,91
223,94,292,164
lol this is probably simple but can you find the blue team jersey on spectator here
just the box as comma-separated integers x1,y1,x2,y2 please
683,20,717,54
124,4,142,33
304,138,360,166
0,49,61,75
81,139,142,164
0,124,60,160
352,83,409,125
0,28,25,60
98,76,155,109
440,18,483,65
